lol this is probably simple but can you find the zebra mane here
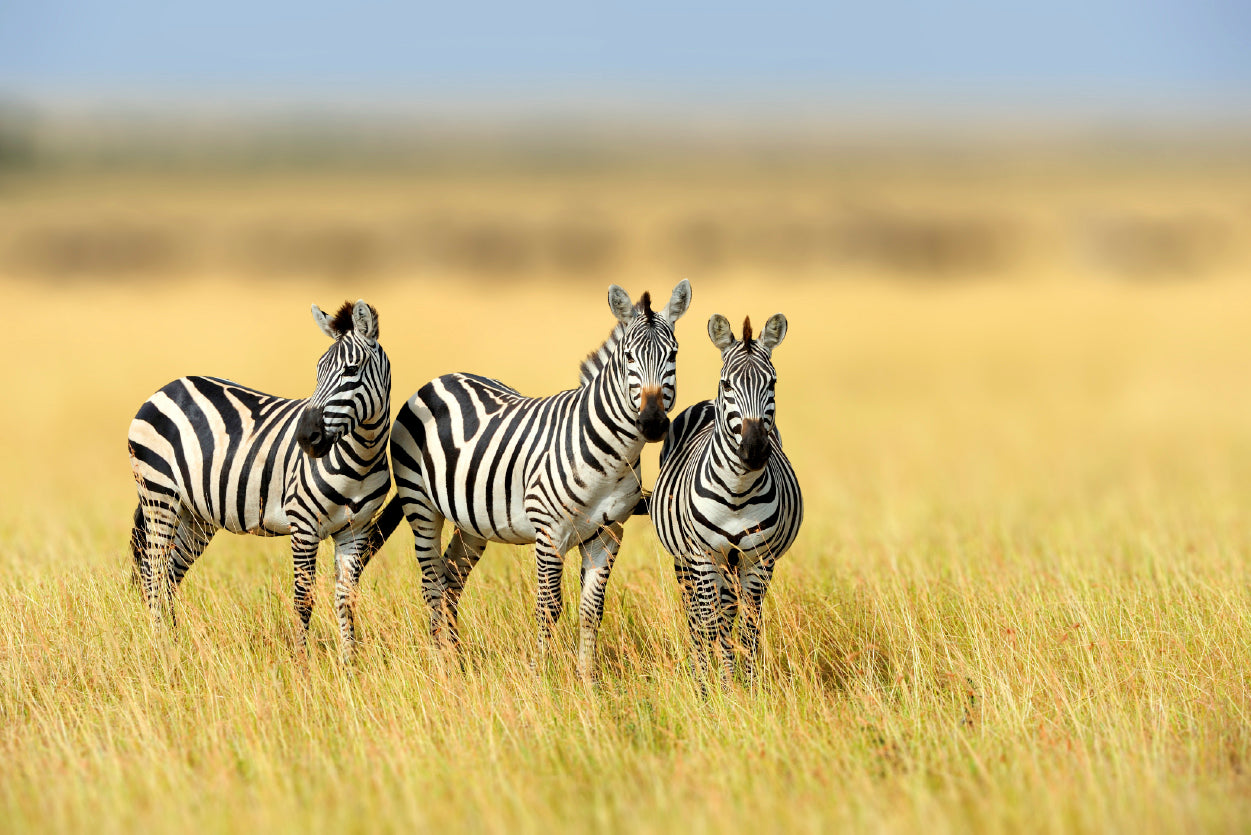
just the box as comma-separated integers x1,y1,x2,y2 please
578,293,652,386
328,301,380,338
579,321,626,386
741,316,754,351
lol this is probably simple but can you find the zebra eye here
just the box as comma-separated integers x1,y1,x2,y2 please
623,350,634,363
344,363,361,376
721,380,733,393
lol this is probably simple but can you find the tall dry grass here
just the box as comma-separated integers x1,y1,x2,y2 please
2,241,1250,830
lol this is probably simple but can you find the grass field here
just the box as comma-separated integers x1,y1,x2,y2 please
3,230,1251,829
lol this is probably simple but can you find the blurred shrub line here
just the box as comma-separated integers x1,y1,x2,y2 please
2,107,1248,283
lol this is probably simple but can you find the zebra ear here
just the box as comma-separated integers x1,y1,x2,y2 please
351,299,379,343
708,314,735,351
663,279,692,324
758,313,788,353
311,304,336,339
608,285,636,325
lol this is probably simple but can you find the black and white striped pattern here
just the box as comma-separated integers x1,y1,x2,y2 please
127,300,391,660
649,312,803,687
386,280,691,679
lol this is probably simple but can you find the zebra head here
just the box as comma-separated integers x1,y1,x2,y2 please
296,300,388,458
607,279,692,442
708,312,788,471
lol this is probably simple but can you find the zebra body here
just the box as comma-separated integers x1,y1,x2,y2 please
387,281,691,678
127,300,391,660
650,312,802,686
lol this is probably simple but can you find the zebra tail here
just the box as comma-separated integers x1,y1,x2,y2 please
362,495,405,560
631,491,651,517
128,503,146,588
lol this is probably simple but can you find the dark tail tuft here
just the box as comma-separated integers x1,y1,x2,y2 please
631,491,651,517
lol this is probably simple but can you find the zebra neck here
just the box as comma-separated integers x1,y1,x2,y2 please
708,424,770,493
580,357,647,463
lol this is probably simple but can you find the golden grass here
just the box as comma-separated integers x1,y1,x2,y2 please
2,269,1251,833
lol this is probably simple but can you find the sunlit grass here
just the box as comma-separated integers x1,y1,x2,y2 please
2,270,1250,832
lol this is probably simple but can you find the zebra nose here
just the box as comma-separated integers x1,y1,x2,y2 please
296,405,330,457
639,388,669,442
739,419,771,470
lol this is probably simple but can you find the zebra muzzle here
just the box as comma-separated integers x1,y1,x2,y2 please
296,405,334,458
638,389,670,442
739,419,771,470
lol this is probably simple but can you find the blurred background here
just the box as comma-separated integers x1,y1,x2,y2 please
2,0,1251,529
2,1,1250,289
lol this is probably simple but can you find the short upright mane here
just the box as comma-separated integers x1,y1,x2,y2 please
579,294,650,386
328,301,379,337
742,316,754,350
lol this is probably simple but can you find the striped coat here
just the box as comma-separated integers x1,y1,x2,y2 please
127,300,391,660
383,281,692,678
649,312,803,686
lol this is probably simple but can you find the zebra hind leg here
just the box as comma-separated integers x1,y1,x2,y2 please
575,522,623,683
438,528,488,653
169,514,214,593
135,491,182,628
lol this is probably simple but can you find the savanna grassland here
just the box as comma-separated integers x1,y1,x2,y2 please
2,164,1251,833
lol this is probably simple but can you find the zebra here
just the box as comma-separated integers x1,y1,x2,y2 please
126,300,392,661
380,280,692,680
647,312,803,687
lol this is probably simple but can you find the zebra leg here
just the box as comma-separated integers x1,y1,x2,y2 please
739,558,777,687
534,529,565,660
169,514,214,592
135,490,182,627
290,525,321,651
438,528,488,651
332,531,370,663
716,555,742,685
575,522,623,682
676,555,721,691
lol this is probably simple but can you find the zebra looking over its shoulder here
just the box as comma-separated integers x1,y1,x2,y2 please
649,312,803,688
127,300,392,661
384,280,691,680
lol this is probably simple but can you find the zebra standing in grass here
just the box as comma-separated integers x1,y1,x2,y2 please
648,313,802,686
127,300,391,661
383,281,691,680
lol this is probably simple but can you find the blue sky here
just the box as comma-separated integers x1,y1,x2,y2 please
1,1,1248,113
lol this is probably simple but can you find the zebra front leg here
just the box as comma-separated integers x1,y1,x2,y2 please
438,528,488,652
716,554,742,685
576,522,623,683
676,555,721,692
738,558,777,687
534,529,565,662
332,531,370,663
290,526,321,653
395,488,451,648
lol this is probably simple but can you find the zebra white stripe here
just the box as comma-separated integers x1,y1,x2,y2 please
382,280,691,679
649,312,803,687
127,300,392,661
